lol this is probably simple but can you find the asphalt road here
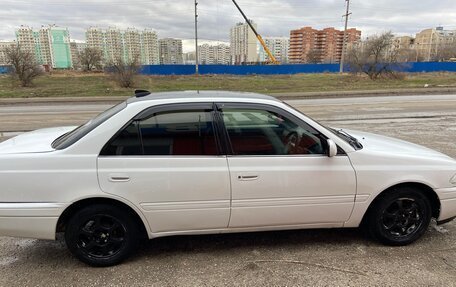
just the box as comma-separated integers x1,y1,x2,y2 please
1,94,456,286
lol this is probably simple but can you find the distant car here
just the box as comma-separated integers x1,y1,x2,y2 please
1,91,455,267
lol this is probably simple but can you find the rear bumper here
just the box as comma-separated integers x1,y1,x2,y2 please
0,203,64,240
435,187,456,222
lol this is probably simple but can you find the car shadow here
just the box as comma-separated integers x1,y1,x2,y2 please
133,227,371,259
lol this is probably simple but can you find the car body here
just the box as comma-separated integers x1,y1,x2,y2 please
1,90,456,266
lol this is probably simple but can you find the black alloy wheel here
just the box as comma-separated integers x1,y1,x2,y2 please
65,204,140,267
367,187,432,246
381,198,423,238
77,214,126,259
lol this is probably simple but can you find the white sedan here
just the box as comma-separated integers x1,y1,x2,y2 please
1,91,455,267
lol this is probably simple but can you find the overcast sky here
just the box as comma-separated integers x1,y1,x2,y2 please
1,0,456,52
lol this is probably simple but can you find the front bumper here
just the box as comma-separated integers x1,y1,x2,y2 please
435,187,456,223
0,203,65,240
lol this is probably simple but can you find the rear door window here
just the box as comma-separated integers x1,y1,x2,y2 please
101,109,219,156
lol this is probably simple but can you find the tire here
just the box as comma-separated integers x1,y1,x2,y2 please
366,187,432,246
64,204,140,267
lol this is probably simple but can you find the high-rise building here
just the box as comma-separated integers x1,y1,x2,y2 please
141,29,159,65
85,27,104,52
230,21,258,64
415,27,456,61
15,26,37,59
69,41,87,68
198,43,230,64
123,28,141,62
258,37,289,63
158,38,183,64
289,27,361,64
104,27,123,64
0,41,16,65
85,27,159,65
183,51,196,65
15,25,72,68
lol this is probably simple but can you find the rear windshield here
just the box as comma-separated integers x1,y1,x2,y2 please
52,101,127,150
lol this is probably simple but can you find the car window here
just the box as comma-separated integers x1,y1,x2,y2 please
53,101,127,150
221,108,325,155
101,110,218,156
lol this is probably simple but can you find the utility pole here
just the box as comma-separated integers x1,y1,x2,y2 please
339,0,351,73
194,0,199,75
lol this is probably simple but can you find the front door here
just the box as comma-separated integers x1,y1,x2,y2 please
97,103,231,234
218,103,357,228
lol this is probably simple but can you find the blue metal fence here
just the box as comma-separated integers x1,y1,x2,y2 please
140,62,456,76
0,66,10,74
1,62,454,75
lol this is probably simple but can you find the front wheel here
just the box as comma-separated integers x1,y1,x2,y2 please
65,204,139,267
366,187,432,246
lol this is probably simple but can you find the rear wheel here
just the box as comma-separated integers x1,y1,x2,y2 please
65,204,139,267
367,187,432,246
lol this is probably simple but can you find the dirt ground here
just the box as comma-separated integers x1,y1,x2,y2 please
0,95,455,286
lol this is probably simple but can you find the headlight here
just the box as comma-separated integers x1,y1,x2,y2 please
451,174,456,185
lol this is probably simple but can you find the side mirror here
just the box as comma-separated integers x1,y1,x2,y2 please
327,139,337,157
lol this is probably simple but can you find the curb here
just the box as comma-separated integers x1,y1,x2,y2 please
0,96,129,105
271,87,456,100
0,87,456,105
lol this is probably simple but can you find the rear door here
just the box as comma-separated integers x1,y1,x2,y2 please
97,103,231,234
217,103,357,228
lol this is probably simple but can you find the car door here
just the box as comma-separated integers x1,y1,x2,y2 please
217,103,357,228
97,103,231,234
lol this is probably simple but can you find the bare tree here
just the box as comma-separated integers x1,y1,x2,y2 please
5,45,43,87
79,47,103,71
395,48,418,63
347,32,402,80
306,49,322,64
434,43,456,62
107,55,140,88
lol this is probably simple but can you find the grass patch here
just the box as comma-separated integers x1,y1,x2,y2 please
0,71,455,98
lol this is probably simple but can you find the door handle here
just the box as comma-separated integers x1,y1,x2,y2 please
109,175,131,182
238,175,259,181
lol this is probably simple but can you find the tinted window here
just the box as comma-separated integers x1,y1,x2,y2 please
222,109,325,155
101,110,218,156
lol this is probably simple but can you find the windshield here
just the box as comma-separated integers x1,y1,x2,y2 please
52,101,127,150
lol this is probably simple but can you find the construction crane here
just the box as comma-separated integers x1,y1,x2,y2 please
231,0,280,64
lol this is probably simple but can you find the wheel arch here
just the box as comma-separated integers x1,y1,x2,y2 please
56,197,150,239
361,182,441,225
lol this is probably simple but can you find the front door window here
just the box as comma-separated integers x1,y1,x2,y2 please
221,108,325,155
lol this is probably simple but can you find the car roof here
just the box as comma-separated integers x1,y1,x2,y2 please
126,90,280,104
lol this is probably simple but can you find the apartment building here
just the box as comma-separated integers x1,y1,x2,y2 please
258,37,289,63
198,43,230,64
183,51,196,65
141,29,159,65
15,26,36,58
289,26,361,64
123,28,141,62
15,25,72,69
230,21,258,64
392,36,414,51
85,27,104,52
69,41,87,68
415,27,456,61
159,38,183,64
0,41,16,65
104,27,123,64
86,27,159,65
